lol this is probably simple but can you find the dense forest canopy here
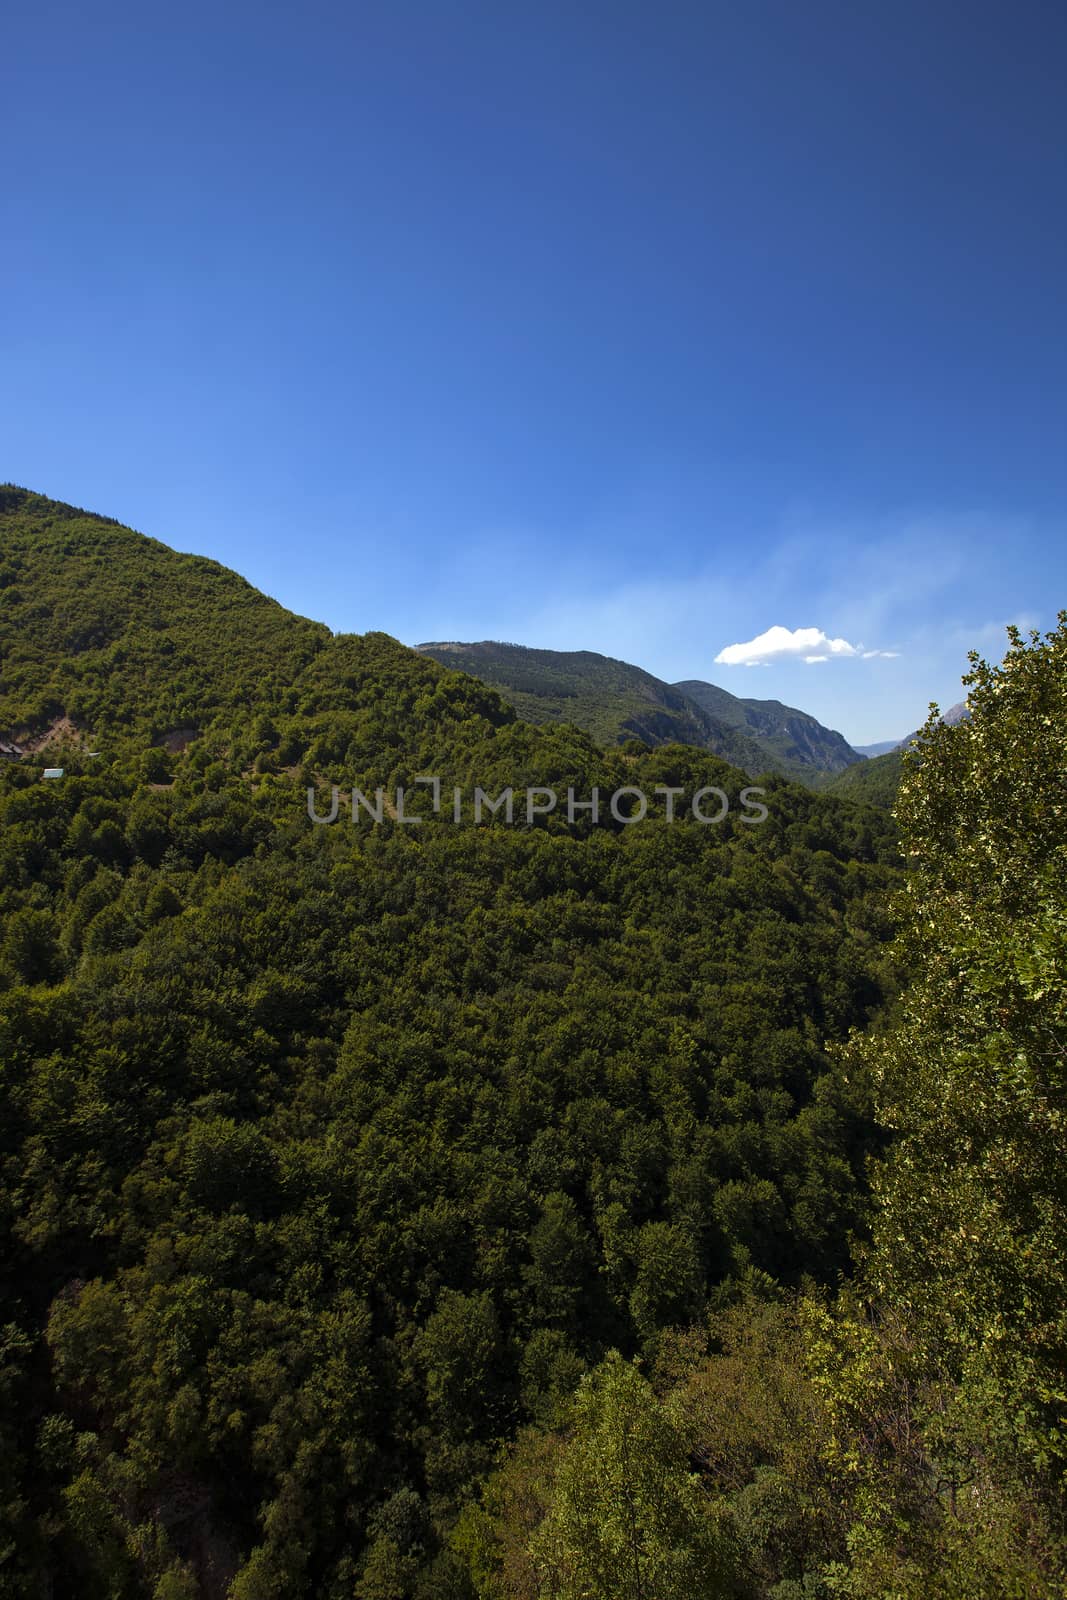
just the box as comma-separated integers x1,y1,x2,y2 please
461,617,1067,1600
1,491,1063,1598
822,748,903,807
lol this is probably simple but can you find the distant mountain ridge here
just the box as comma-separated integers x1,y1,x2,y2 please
853,739,900,758
674,678,861,777
0,485,866,799
903,701,970,742
416,641,864,783
824,700,972,806
854,702,970,757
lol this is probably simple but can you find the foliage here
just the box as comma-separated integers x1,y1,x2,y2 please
418,643,861,783
822,749,903,808
0,491,905,1595
454,619,1067,1599
525,1354,736,1600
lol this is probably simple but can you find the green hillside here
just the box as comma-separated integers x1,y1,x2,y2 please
417,641,861,782
0,486,515,759
822,705,972,809
415,639,772,768
674,678,862,779
2,490,1063,1599
457,619,1067,1600
823,747,903,806
0,490,907,1598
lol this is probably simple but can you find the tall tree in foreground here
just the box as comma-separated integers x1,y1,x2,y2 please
819,616,1067,1594
866,619,1067,1466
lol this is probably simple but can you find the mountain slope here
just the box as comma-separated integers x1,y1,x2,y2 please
1,489,906,1596
416,638,777,769
417,640,861,782
824,701,973,807
823,747,904,806
0,485,517,765
852,701,971,760
0,485,327,736
674,678,862,778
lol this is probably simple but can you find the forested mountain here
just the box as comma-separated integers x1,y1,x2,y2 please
414,640,772,770
823,746,904,806
0,487,514,755
416,641,862,783
1,489,1063,1598
673,677,861,779
0,490,899,1597
824,702,971,808
459,619,1067,1599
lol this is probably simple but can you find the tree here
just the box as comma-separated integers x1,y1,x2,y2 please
1,908,63,985
527,1354,735,1600
818,618,1067,1592
862,619,1067,1472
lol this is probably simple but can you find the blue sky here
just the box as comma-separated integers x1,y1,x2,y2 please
4,0,1065,743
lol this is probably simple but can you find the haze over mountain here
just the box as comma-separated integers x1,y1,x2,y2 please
416,641,863,784
852,738,901,758
853,701,970,758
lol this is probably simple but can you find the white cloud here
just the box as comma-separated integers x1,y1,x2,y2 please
714,625,897,668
